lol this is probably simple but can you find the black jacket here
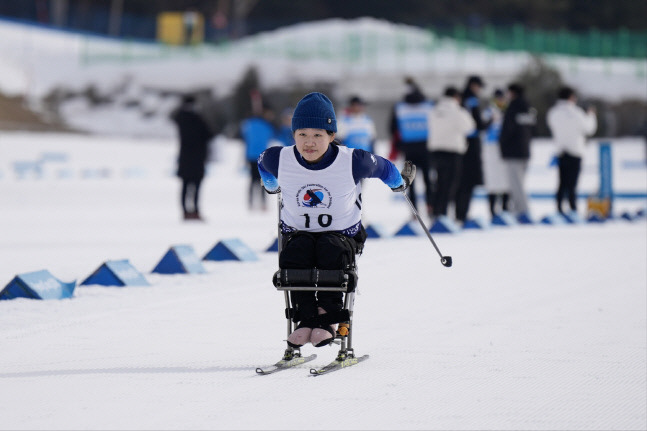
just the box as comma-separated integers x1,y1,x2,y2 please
499,96,536,160
459,87,488,186
171,107,213,181
461,87,489,135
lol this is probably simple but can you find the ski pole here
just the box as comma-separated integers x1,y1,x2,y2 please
401,191,452,267
276,192,283,256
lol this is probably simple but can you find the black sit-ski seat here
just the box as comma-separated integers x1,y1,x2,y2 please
272,265,362,363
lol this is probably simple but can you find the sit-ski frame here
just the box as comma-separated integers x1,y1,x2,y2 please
272,193,360,362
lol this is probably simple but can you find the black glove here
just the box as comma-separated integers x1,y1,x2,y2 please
391,161,416,192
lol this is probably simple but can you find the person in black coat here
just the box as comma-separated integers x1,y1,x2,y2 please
171,94,214,220
499,83,537,220
456,75,489,223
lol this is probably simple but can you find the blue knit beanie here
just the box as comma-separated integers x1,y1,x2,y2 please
291,92,337,133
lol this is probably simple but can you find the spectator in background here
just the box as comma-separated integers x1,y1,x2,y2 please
171,94,214,221
499,83,537,222
275,107,295,147
547,86,597,216
389,76,434,215
481,89,511,219
337,95,377,153
427,86,476,220
456,75,490,224
183,8,199,45
241,105,276,211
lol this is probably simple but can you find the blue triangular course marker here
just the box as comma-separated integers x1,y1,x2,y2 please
394,221,424,237
620,211,635,221
517,213,535,225
540,213,568,225
429,216,460,233
81,259,150,287
203,238,259,262
365,223,389,239
492,212,519,226
636,208,646,219
561,212,585,224
266,237,279,252
1,269,76,300
587,213,606,223
463,217,489,230
152,245,206,274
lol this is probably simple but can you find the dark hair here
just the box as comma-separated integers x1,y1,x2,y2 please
493,88,504,98
467,75,484,87
181,94,196,104
444,86,459,97
507,83,524,96
558,86,575,100
348,95,365,105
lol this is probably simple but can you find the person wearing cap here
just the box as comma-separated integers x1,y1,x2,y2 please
547,86,597,216
257,92,415,348
389,77,434,215
481,88,511,218
336,95,377,153
455,75,490,224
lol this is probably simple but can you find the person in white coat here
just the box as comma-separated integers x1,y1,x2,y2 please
547,86,597,215
427,86,476,219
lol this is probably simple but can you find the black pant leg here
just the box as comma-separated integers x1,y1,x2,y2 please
455,182,474,222
564,154,582,211
501,193,510,212
279,233,318,321
181,179,189,213
192,179,202,213
402,142,432,212
455,138,481,222
557,154,568,213
314,233,357,313
557,154,582,212
488,194,497,217
432,152,452,216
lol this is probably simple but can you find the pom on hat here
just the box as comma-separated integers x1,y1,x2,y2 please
291,92,337,132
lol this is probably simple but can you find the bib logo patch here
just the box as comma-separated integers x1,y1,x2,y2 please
296,184,332,208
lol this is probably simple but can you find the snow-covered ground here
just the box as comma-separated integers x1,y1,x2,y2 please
0,132,645,430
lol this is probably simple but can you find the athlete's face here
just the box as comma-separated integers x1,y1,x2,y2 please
294,128,335,163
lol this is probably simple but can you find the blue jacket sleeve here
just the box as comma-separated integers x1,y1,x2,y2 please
352,149,403,189
257,146,282,191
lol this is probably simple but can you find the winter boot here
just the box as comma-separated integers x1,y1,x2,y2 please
287,324,313,348
310,307,338,347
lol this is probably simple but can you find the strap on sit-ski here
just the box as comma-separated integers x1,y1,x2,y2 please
294,309,351,326
273,268,357,292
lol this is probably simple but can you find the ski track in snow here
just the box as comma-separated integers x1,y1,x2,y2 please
0,133,645,430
